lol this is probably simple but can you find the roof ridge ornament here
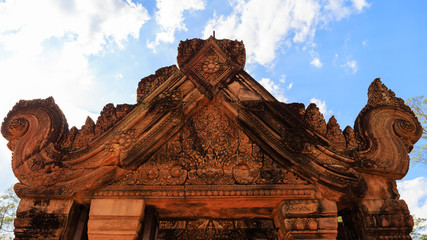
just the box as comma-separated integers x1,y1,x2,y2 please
177,37,245,98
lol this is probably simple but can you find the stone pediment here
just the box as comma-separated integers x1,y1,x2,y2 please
1,36,423,240
2,36,422,200
102,102,309,188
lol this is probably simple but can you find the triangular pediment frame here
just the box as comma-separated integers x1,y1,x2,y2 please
3,37,423,239
4,38,422,208
57,48,361,198
4,38,362,201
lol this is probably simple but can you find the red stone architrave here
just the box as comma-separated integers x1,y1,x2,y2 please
1,36,422,240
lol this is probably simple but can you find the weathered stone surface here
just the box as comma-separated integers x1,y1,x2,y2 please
1,36,422,239
87,199,145,240
273,198,338,240
14,198,80,239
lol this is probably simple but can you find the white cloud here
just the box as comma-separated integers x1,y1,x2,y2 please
279,74,287,83
0,141,17,192
259,78,288,102
351,0,370,11
324,0,350,21
260,78,279,92
310,57,323,68
0,0,149,126
342,59,358,74
203,0,369,66
310,97,331,116
398,177,427,219
0,0,150,191
362,39,368,46
147,0,205,50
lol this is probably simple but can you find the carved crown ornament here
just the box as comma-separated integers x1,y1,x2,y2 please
1,37,422,208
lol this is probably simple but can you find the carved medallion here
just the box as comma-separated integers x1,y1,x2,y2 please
179,38,243,97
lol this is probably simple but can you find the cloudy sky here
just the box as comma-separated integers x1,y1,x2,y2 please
0,0,426,219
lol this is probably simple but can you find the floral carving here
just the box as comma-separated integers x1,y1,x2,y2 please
103,129,137,165
112,103,307,186
304,103,327,135
178,37,244,98
137,65,178,103
202,53,221,73
158,218,276,240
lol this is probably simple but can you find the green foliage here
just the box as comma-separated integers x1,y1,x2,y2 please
406,96,427,164
0,186,19,237
412,217,427,240
407,96,427,239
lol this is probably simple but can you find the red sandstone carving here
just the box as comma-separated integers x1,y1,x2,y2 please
1,36,422,239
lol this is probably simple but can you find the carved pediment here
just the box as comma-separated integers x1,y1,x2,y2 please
1,37,422,207
107,103,309,187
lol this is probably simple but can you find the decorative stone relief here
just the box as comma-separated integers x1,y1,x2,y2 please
158,218,276,240
112,103,308,186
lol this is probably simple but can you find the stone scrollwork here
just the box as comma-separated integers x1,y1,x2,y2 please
1,97,68,187
354,79,423,178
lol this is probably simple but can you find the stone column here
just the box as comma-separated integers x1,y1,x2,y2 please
87,199,146,240
356,199,413,240
273,199,338,240
14,198,80,239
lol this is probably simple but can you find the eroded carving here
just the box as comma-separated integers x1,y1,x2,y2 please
158,218,276,240
354,78,423,178
113,103,308,186
178,37,244,98
1,37,422,240
137,65,178,103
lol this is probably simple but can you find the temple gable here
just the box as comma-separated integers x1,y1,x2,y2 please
106,102,309,187
1,36,423,240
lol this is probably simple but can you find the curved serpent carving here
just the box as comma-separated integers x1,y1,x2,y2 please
354,79,422,179
1,97,124,196
1,97,68,186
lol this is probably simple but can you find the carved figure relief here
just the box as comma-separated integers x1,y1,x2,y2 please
113,103,308,186
158,218,276,240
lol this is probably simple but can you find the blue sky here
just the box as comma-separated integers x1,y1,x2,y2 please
0,0,426,219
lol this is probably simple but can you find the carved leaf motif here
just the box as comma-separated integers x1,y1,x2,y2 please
158,219,276,240
112,103,308,186
137,65,178,103
304,103,327,135
326,116,346,148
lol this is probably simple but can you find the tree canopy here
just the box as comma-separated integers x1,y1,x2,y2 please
0,186,18,239
407,96,427,239
406,96,427,164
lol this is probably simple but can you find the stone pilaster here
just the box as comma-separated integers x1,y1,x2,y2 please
14,198,79,240
273,199,338,240
87,199,145,240
358,199,413,240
